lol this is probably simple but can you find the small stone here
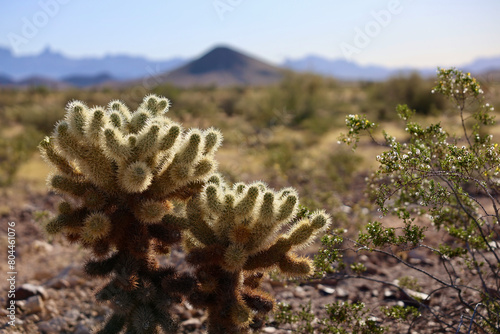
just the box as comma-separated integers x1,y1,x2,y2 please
317,284,335,295
335,287,349,299
67,275,86,288
25,313,41,323
33,240,54,253
399,289,431,306
263,327,277,333
37,317,67,334
15,283,48,300
278,291,294,299
47,278,70,289
383,288,397,300
367,316,382,324
181,318,202,331
64,309,80,326
293,286,307,299
359,254,369,262
190,308,204,317
21,295,45,315
74,324,91,334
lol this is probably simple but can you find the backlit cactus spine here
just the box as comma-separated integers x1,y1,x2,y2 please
182,174,331,333
39,95,222,334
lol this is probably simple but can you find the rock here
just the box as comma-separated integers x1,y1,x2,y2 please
46,277,70,289
25,313,41,323
293,286,307,299
74,324,92,334
64,309,80,326
367,316,382,324
67,275,86,288
33,240,54,253
15,283,48,300
37,316,67,333
383,288,397,300
263,327,277,333
340,205,352,214
278,291,294,299
20,295,44,315
335,287,349,299
43,299,60,317
181,318,202,331
363,263,379,275
317,284,335,295
399,288,431,306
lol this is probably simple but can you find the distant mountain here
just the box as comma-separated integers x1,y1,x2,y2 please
282,55,500,81
152,46,284,87
1,44,500,87
463,56,500,74
16,76,69,89
0,74,14,85
0,46,187,80
283,55,397,81
62,73,115,87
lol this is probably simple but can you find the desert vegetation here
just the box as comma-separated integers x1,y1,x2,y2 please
1,70,500,333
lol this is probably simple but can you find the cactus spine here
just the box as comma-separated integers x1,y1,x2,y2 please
40,95,221,334
40,94,331,334
184,175,331,333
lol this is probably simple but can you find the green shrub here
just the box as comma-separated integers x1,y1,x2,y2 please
319,68,500,333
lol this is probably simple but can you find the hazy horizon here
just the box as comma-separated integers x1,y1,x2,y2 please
1,1,500,68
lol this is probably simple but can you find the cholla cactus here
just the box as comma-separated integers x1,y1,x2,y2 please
181,174,331,333
39,95,222,333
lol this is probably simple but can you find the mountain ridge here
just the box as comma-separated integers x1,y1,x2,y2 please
1,45,500,87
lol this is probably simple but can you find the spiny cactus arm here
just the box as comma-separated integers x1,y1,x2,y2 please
65,100,89,137
107,100,131,124
243,190,298,252
80,212,112,243
48,173,91,197
54,121,117,190
161,272,197,296
203,127,223,156
127,110,150,134
102,127,131,162
147,223,182,245
140,94,171,116
45,206,89,235
84,252,120,277
134,199,173,224
186,244,226,266
147,130,220,199
243,211,331,274
241,287,274,314
96,313,126,334
118,161,153,193
184,195,219,245
133,124,160,161
158,124,181,151
85,107,108,144
39,137,81,178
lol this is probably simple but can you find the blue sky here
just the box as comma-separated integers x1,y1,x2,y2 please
1,0,499,68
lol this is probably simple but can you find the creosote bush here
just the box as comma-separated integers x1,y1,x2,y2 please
313,68,499,333
39,94,330,334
